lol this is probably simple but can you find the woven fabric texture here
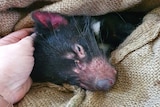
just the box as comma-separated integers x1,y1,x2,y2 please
0,0,160,107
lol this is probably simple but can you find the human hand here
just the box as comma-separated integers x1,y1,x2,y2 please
0,28,35,104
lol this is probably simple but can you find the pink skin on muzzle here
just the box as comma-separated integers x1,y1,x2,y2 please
73,57,117,91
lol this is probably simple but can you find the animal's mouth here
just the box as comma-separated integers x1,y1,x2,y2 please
79,77,116,91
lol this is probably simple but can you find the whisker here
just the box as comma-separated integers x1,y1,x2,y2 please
115,12,126,23
72,16,82,37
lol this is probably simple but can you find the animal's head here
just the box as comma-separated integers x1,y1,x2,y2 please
31,11,117,91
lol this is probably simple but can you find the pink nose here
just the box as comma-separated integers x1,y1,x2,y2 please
95,79,115,90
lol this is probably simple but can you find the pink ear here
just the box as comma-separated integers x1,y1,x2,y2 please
32,11,68,28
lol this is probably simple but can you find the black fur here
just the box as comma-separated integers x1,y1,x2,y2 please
31,14,100,86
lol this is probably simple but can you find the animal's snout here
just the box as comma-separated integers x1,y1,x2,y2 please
73,57,117,91
95,78,115,91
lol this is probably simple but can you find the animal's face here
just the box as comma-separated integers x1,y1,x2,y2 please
31,11,117,91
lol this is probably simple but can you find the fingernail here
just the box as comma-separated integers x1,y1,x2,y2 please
30,33,37,39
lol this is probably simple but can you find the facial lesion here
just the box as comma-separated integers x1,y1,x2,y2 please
63,52,76,59
71,56,117,91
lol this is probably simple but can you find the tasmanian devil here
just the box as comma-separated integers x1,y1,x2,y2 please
31,11,144,91
94,12,145,56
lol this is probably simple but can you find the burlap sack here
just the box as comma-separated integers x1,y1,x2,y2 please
1,0,160,36
14,0,142,32
0,11,21,36
0,0,160,107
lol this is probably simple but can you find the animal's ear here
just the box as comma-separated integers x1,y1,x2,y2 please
31,11,68,30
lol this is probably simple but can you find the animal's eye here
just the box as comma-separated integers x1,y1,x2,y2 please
75,44,83,53
73,44,86,59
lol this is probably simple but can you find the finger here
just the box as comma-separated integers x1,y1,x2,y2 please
18,33,36,46
15,33,36,55
30,33,37,39
0,28,34,46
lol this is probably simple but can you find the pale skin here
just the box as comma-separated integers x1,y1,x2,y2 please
0,28,35,105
